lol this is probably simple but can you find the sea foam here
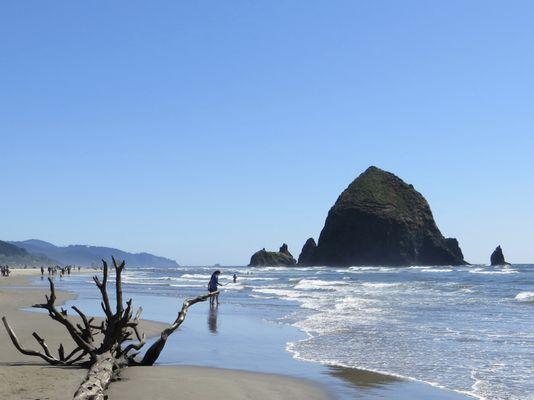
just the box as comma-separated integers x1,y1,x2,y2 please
515,291,534,302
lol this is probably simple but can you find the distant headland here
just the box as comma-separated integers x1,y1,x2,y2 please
3,239,178,268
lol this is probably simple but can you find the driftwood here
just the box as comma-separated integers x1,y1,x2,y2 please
2,257,218,400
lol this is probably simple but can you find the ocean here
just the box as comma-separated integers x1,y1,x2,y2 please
35,264,534,400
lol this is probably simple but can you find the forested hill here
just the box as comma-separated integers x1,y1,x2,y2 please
10,239,179,268
0,240,56,266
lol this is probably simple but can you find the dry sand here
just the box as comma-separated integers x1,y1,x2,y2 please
0,270,329,400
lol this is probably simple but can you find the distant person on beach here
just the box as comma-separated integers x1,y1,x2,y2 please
208,270,222,306
233,274,237,283
40,266,44,276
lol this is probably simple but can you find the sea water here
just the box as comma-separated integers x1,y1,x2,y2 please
37,264,534,400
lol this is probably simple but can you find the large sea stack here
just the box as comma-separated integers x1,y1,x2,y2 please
249,243,297,266
490,245,510,266
298,166,466,266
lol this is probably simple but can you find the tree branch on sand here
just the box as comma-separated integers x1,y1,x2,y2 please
2,257,218,400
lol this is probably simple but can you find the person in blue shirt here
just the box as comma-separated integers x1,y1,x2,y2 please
208,270,222,306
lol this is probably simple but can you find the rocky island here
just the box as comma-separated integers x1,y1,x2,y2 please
298,166,466,266
249,243,297,266
490,245,510,266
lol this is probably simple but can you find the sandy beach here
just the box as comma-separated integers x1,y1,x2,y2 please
0,270,329,400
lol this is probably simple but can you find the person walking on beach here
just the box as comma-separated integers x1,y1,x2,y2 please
208,270,222,306
40,266,44,276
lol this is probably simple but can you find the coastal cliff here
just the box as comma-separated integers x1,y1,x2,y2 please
298,166,466,266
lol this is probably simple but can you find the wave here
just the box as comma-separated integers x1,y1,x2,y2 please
236,277,279,282
515,291,534,302
361,282,400,289
222,283,246,291
252,287,332,310
286,342,486,400
252,287,310,299
419,268,453,273
294,279,349,291
180,274,212,280
344,266,398,273
469,268,518,275
122,280,169,286
334,296,380,312
348,266,381,271
256,266,292,271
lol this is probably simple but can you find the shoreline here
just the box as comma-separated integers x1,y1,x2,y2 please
0,269,330,400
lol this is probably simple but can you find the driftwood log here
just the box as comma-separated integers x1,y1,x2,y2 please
2,257,217,400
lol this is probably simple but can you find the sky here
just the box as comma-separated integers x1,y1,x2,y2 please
1,1,533,265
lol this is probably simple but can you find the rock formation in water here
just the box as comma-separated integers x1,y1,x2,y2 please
298,238,318,265
249,243,297,266
298,166,466,266
490,245,510,266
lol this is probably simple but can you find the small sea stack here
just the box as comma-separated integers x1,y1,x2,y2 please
249,243,297,266
298,166,466,266
490,245,510,266
298,238,318,265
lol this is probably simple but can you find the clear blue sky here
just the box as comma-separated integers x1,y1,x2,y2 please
1,1,533,265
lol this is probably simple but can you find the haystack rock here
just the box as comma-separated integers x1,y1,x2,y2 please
490,245,510,266
298,166,466,266
249,243,297,266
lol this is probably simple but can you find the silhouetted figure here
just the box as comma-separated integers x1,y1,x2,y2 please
233,274,237,283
